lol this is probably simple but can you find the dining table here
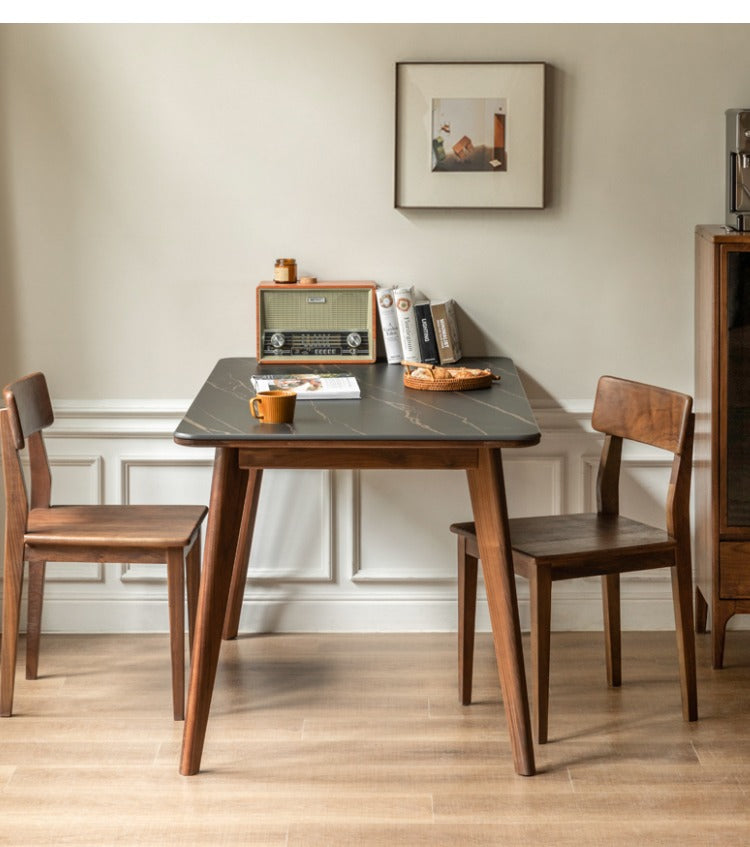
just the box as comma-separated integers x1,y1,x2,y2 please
174,356,541,776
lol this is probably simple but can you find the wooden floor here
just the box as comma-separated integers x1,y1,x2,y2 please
1,629,749,846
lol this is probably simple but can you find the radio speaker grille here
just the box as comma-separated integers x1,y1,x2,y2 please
260,288,372,331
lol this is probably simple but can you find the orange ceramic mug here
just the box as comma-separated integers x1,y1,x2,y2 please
249,390,296,424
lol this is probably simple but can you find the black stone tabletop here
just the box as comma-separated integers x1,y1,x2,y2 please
175,358,540,444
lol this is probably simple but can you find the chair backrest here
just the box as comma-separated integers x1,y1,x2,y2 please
590,375,694,540
3,372,54,451
1,372,54,521
592,375,693,455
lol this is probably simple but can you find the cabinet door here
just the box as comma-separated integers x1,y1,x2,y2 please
720,541,750,597
721,246,750,529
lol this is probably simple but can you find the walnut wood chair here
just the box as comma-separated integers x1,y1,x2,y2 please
0,372,208,720
451,375,698,744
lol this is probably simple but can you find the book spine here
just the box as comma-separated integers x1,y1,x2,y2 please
414,302,440,365
430,300,462,364
375,287,403,364
393,286,421,362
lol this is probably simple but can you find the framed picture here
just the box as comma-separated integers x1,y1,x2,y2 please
395,62,546,209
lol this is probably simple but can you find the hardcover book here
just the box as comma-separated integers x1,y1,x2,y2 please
414,301,440,365
376,287,403,364
394,286,421,361
429,299,462,364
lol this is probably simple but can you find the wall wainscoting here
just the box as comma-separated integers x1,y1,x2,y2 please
2,398,715,634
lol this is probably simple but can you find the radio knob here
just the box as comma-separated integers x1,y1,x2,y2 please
346,332,362,349
270,332,286,349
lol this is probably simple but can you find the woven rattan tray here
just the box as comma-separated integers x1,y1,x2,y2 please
402,362,498,392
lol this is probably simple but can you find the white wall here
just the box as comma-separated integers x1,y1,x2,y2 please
2,23,746,400
0,23,746,632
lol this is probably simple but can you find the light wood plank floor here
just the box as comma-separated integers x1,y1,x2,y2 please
0,629,749,846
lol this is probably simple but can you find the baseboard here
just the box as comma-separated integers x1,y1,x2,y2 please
29,586,731,634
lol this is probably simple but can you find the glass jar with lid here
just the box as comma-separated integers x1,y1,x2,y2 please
274,258,297,284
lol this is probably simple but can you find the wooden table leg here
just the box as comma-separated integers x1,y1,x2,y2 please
466,447,535,777
222,468,264,640
180,447,248,776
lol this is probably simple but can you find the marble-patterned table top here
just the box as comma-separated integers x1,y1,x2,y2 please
175,358,540,444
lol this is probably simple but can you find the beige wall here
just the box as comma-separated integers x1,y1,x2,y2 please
5,23,745,633
0,23,745,402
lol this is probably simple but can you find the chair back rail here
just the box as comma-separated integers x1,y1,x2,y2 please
1,373,54,517
592,375,692,454
3,372,54,450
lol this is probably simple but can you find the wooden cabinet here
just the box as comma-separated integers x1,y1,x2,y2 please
695,225,750,667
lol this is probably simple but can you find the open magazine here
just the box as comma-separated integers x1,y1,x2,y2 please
250,373,360,400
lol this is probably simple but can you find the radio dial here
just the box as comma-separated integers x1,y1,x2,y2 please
347,332,362,349
270,332,286,349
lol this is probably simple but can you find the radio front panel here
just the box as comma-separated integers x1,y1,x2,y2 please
259,329,373,360
256,282,377,364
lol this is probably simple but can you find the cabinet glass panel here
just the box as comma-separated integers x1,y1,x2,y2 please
726,251,750,525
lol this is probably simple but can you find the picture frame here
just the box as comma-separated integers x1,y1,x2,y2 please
394,61,546,210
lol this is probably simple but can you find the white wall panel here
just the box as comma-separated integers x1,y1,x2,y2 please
121,457,214,506
0,402,715,633
246,470,334,582
354,469,469,582
353,456,565,583
28,454,104,583
504,455,565,518
120,457,213,583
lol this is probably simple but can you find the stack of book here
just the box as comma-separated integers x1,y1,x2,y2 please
376,286,462,366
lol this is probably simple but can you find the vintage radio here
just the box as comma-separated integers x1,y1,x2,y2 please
256,281,377,364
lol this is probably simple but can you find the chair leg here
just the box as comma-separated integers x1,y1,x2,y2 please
166,547,186,721
185,535,201,656
671,551,698,722
1,542,25,717
529,567,552,744
602,573,622,688
457,535,478,705
25,560,46,680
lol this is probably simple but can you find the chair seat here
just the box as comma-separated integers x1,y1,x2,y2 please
451,513,675,571
510,513,674,563
26,505,207,548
